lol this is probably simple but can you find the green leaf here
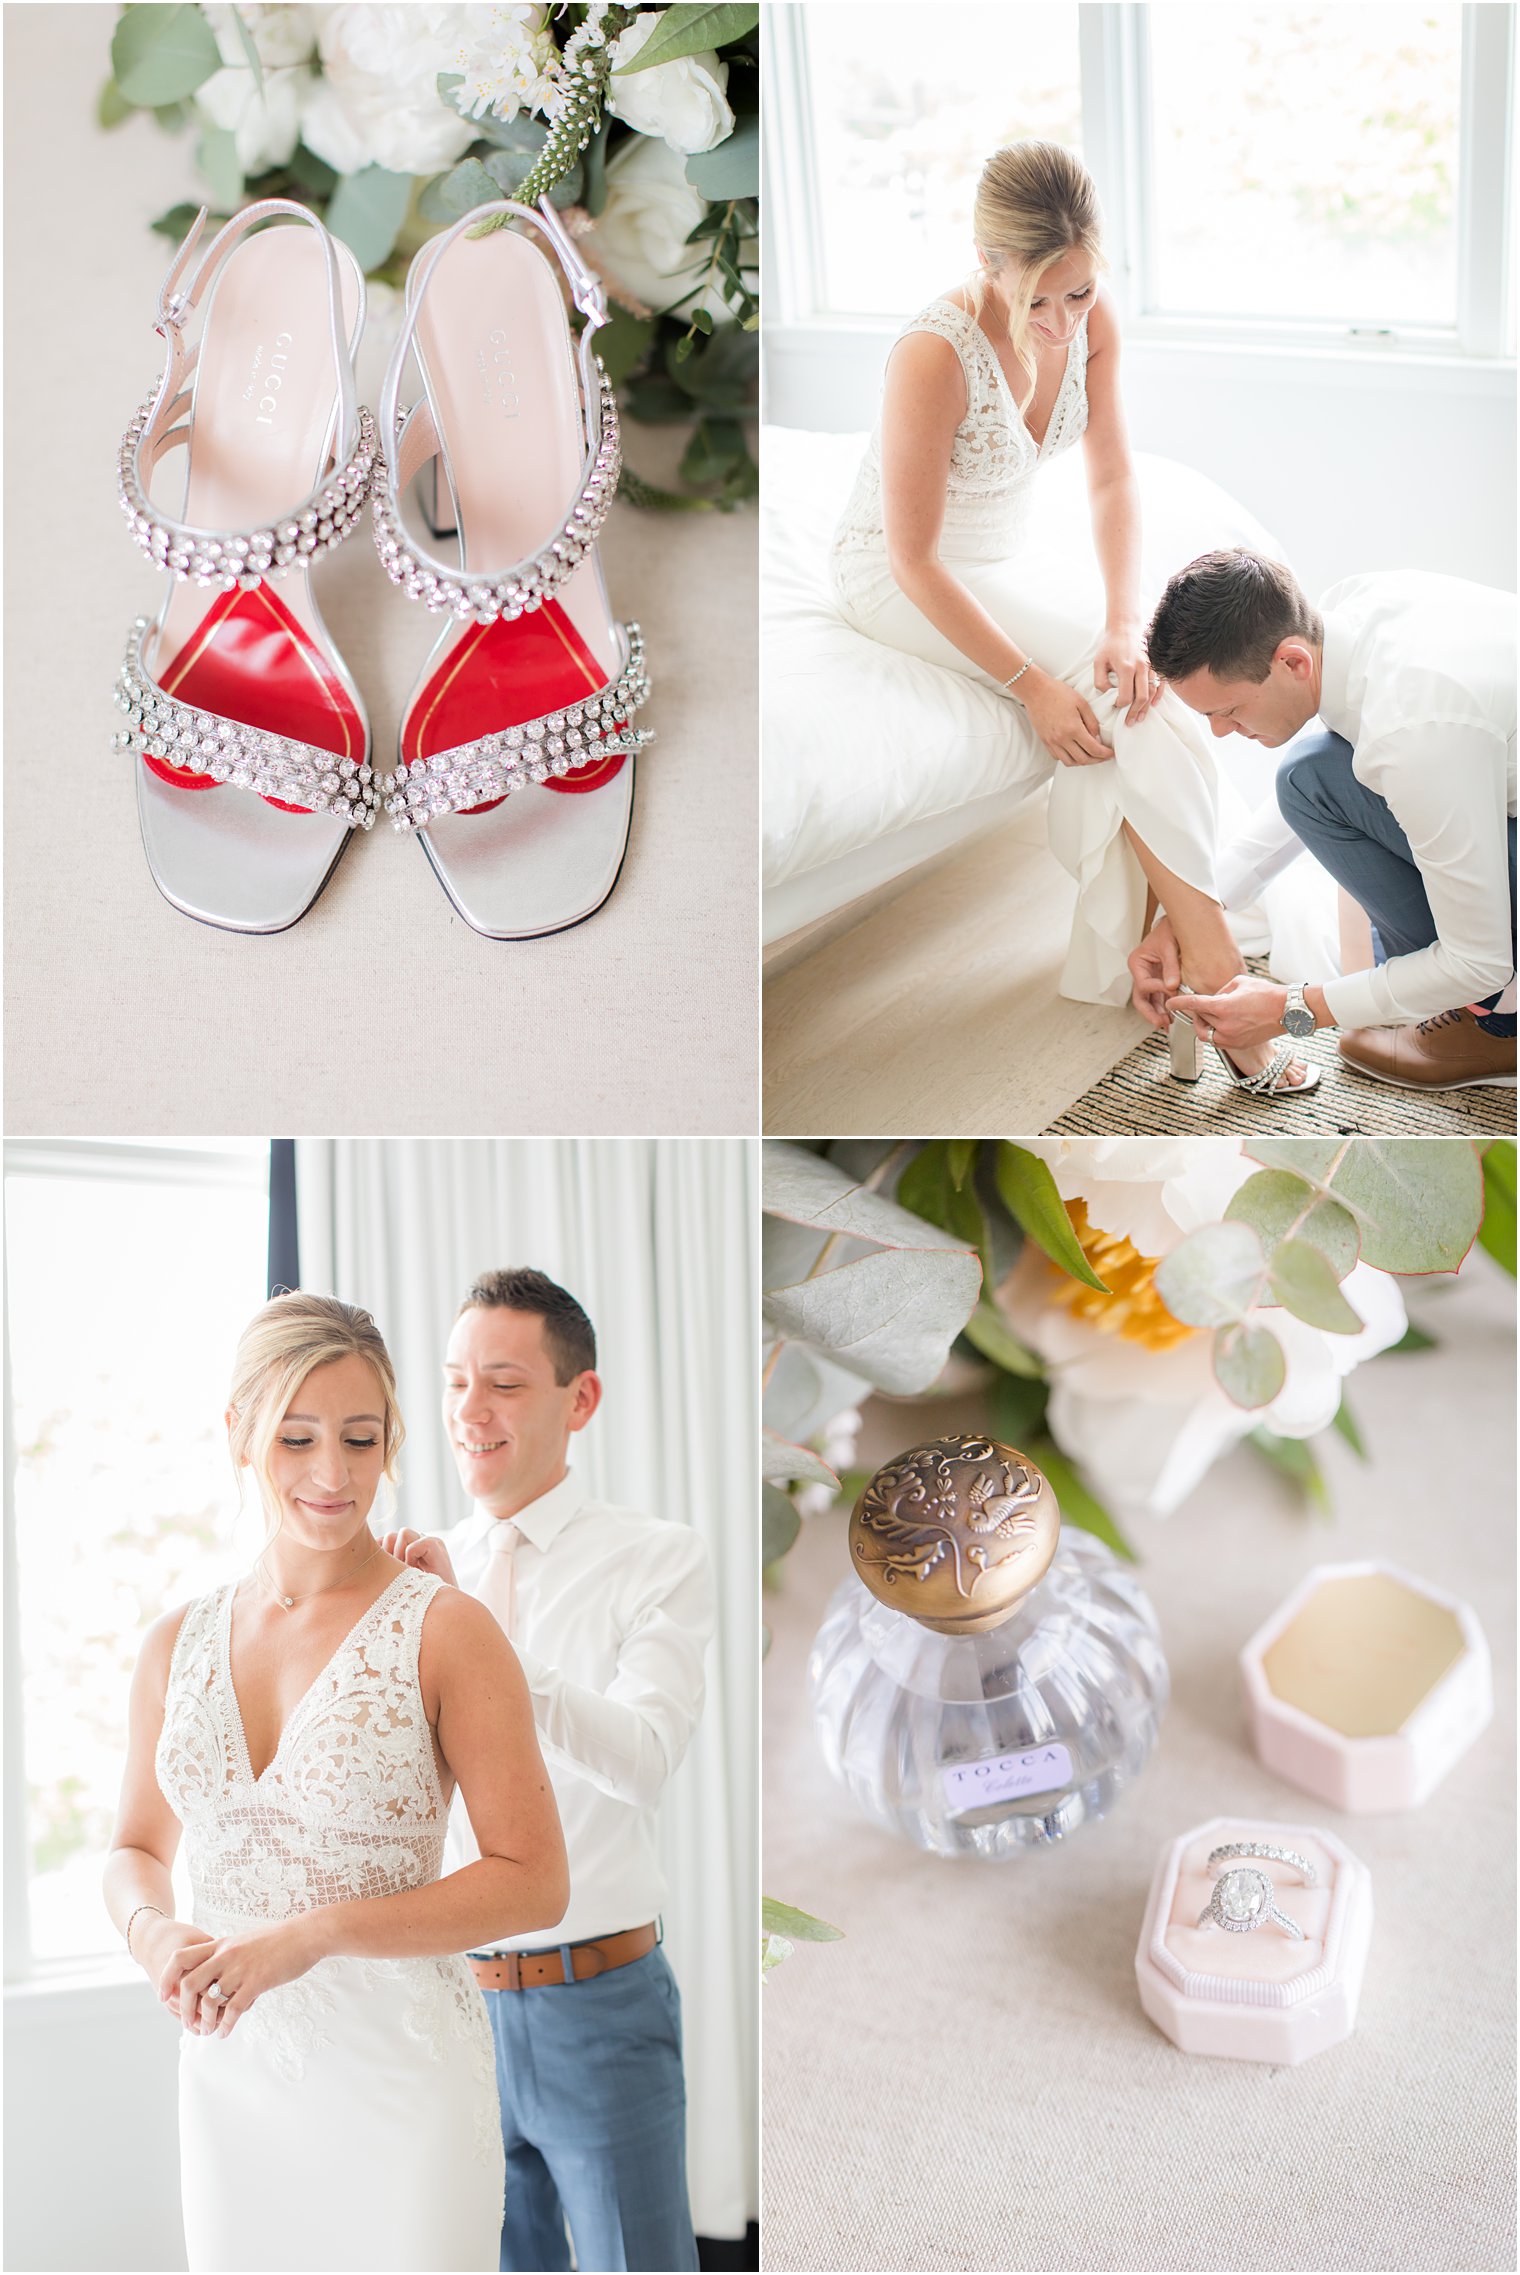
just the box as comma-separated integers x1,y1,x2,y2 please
286,142,338,198
961,1301,1045,1379
1248,1427,1330,1513
1267,1239,1365,1334
583,120,611,217
98,77,134,127
1389,1321,1438,1354
1479,1140,1517,1277
1154,1222,1265,1329
760,1430,837,1490
764,1246,983,1395
150,199,210,241
991,1371,1051,1447
196,122,242,211
325,165,413,273
597,303,655,389
685,117,760,199
947,1141,978,1188
1225,1168,1360,1279
897,1141,992,1286
614,4,761,72
1026,1438,1135,1561
1213,1321,1287,1409
1243,1139,1482,1274
761,1896,843,1942
1331,1393,1368,1460
680,413,744,487
993,1143,1108,1293
761,1933,793,1976
227,6,263,95
484,142,583,209
425,156,501,221
111,3,222,105
761,1484,801,1567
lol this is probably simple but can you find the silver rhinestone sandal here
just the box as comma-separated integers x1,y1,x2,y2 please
374,198,651,939
1167,986,1322,1098
112,200,379,933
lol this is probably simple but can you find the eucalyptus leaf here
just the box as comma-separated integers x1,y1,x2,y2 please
1027,1437,1135,1561
326,165,412,273
761,1933,793,1975
761,1484,801,1567
763,1143,969,1256
760,1430,837,1490
685,117,760,199
614,3,761,72
597,304,656,388
1248,1427,1330,1512
994,1143,1108,1293
961,1301,1045,1379
485,143,583,208
1225,1168,1360,1278
1154,1222,1265,1329
1331,1393,1368,1460
1213,1321,1287,1409
112,2,222,105
763,1245,982,1396
1390,1321,1438,1354
761,1896,843,1942
1243,1139,1481,1273
150,200,210,240
98,77,134,128
761,1343,871,1449
429,156,502,219
584,120,610,216
228,6,263,94
1267,1239,1365,1334
196,124,243,212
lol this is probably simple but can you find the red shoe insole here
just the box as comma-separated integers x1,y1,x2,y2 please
401,599,628,815
145,582,364,816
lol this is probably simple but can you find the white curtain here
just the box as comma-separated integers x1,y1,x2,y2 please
294,1139,758,2241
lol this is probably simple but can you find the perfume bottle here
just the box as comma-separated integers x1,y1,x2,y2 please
809,1434,1168,1859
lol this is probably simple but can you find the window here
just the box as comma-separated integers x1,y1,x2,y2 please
4,1141,270,1974
768,1,1514,354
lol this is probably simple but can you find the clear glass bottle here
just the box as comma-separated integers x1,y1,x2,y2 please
809,1434,1168,1859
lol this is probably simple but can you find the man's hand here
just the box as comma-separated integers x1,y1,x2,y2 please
1128,918,1181,1029
380,1528,458,1588
1167,974,1289,1052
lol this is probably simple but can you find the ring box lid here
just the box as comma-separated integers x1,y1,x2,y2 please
1240,1560,1491,1812
1134,1815,1372,2064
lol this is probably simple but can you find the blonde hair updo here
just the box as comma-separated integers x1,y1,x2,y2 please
971,140,1107,413
227,1291,404,1534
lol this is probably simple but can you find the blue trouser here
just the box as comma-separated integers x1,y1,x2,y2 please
479,1947,698,2273
1275,727,1518,1038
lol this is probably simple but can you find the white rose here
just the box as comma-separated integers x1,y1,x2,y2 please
203,4,316,68
607,12,734,155
996,1139,1408,1521
196,62,309,176
301,5,477,178
592,134,750,321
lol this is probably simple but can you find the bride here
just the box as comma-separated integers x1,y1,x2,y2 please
831,138,1317,1098
104,1292,569,2273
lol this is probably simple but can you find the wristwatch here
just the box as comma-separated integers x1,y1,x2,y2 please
1282,984,1318,1039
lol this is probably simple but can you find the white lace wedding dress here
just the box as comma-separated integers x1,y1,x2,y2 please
831,297,1223,1004
157,1568,504,2273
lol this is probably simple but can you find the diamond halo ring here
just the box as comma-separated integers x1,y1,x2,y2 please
1196,1843,1316,1941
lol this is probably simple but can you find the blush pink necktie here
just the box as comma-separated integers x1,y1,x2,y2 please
477,1520,522,1640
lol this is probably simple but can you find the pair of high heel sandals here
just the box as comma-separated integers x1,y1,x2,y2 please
112,195,650,938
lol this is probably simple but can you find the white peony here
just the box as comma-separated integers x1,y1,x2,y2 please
998,1139,1408,1522
203,4,316,68
607,12,735,155
591,133,748,320
450,3,559,123
196,61,309,176
301,5,478,178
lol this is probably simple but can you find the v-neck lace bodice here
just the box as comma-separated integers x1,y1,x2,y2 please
831,296,1090,619
158,1565,449,1935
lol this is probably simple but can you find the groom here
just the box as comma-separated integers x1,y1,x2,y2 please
1129,550,1516,1088
388,1267,715,2273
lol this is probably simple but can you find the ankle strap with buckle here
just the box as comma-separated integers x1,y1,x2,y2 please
118,199,377,591
373,197,621,627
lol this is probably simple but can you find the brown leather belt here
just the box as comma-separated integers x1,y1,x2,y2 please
468,1921,657,1992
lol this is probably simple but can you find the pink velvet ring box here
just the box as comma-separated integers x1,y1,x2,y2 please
1135,1816,1372,2064
1239,1560,1492,1812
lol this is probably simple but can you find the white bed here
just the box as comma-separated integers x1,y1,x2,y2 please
761,425,1331,962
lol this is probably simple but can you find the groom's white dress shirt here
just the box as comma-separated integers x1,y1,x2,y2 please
444,1467,716,1950
1217,571,1517,1027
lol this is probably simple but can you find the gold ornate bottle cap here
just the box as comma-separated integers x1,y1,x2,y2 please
848,1435,1060,1636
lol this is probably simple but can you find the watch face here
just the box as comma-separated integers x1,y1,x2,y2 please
1284,1001,1315,1037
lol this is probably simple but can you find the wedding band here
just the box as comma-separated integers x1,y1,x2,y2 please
1197,1864,1305,1940
1207,1841,1316,1885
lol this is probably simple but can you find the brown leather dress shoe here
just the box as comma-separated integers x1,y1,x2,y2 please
1338,1008,1518,1090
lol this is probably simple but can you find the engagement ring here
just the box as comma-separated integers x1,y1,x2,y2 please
202,1982,226,2003
1197,1863,1306,1941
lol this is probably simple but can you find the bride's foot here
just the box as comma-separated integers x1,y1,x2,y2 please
1219,1038,1313,1088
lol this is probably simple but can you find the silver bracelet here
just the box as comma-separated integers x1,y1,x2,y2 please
1002,659,1031,693
124,1901,166,1959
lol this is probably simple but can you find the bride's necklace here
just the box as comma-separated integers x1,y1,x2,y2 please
255,1540,382,1612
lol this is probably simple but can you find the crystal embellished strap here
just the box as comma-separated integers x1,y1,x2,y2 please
374,197,619,626
381,624,651,831
111,619,380,830
119,199,377,589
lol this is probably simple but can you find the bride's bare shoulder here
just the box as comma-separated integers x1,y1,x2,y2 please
1086,281,1122,354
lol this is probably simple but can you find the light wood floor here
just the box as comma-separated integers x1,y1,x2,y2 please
763,805,1146,1134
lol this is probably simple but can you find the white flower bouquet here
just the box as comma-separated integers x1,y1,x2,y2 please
763,1137,1516,1557
101,2,759,506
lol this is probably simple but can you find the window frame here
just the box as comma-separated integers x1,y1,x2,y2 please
2,1138,271,1990
765,0,1515,363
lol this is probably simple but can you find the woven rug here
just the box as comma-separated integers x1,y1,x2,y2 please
1050,979,1518,1137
